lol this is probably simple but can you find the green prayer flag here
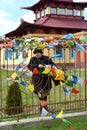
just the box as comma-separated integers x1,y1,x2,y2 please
80,37,87,42
62,118,72,126
66,80,73,87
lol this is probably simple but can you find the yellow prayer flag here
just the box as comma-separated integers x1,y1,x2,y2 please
68,75,73,80
54,69,65,81
42,68,50,74
56,109,63,118
37,42,46,50
11,72,18,80
60,81,63,87
28,84,34,92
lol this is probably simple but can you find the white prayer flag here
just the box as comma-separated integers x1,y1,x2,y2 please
41,107,48,117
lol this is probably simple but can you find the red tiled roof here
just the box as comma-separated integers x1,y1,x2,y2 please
21,0,87,11
5,16,87,37
35,15,87,29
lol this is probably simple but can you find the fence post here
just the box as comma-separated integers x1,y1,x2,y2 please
0,49,2,117
84,48,87,108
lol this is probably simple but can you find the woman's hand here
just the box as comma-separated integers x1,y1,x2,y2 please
38,64,44,69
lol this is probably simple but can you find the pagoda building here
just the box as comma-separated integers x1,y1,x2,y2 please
5,0,87,38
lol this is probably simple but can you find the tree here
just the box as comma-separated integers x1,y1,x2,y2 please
6,82,22,115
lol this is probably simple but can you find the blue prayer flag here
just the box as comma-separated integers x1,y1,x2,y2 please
75,41,84,51
62,33,73,40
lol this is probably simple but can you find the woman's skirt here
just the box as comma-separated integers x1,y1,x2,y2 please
31,74,52,97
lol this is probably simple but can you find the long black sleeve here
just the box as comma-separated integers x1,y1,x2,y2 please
27,57,39,71
27,55,55,71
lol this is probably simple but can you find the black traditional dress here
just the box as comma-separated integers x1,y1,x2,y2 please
27,55,54,99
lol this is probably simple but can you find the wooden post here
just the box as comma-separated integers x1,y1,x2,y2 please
0,48,2,117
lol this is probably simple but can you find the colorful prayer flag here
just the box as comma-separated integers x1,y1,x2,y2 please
68,125,73,130
40,100,48,107
66,80,73,87
20,81,26,86
25,52,28,58
6,43,13,48
80,36,87,42
33,68,38,74
11,72,18,80
85,80,87,85
60,81,64,87
41,107,48,117
19,73,26,77
6,77,12,81
62,118,72,126
61,33,73,40
63,87,70,96
71,88,79,94
28,84,34,92
67,76,73,81
51,113,56,119
42,68,50,74
56,109,63,118
16,62,25,71
46,44,54,48
75,41,84,51
72,75,78,84
77,77,84,85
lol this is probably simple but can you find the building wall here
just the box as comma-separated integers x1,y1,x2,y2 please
0,47,75,69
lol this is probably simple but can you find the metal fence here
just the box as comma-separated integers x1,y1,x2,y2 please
0,46,87,120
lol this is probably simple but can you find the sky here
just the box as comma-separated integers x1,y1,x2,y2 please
0,0,87,36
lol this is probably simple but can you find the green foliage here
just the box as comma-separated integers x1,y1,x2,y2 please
6,82,22,115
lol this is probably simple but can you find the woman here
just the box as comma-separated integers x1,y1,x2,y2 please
27,48,54,111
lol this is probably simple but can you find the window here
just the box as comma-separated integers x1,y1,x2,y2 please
44,8,48,15
54,46,64,59
59,8,65,15
67,9,73,15
75,9,81,16
5,49,19,60
40,11,41,18
35,10,38,19
37,12,40,18
50,7,57,14
70,48,74,58
22,51,26,59
41,9,44,17
35,13,38,19
15,50,19,59
5,49,12,60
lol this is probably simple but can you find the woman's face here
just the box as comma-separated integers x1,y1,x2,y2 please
35,52,42,58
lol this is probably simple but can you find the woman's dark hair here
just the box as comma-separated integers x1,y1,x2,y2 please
33,48,43,54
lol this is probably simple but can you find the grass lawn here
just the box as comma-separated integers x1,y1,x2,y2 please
12,115,87,130
1,69,86,106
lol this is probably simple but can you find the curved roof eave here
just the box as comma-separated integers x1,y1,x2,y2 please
5,21,35,37
20,0,87,11
5,21,87,38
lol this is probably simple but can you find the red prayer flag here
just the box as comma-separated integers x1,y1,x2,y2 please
6,43,13,48
40,100,48,107
68,125,73,130
85,80,87,84
50,67,56,72
33,68,38,74
25,52,28,58
71,88,79,94
4,38,11,43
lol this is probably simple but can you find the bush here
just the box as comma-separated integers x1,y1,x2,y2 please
6,82,22,115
